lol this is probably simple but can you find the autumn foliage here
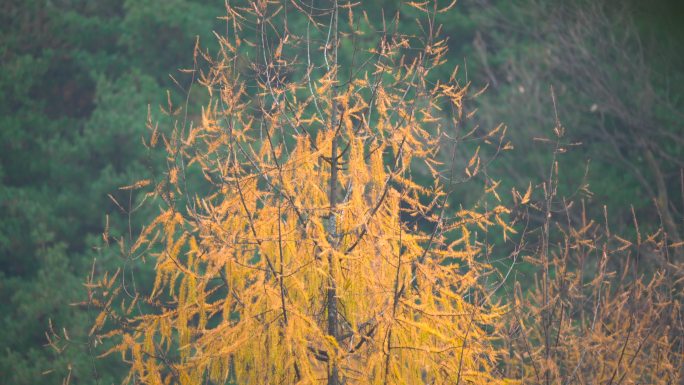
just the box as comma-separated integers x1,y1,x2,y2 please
86,1,683,384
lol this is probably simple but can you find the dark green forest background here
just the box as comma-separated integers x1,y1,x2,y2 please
1,0,682,383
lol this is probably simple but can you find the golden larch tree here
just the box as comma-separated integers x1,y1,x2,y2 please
90,1,515,384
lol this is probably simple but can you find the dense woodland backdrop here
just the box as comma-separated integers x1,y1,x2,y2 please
1,0,683,383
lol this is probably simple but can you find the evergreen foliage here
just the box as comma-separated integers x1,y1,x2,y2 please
0,0,682,383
